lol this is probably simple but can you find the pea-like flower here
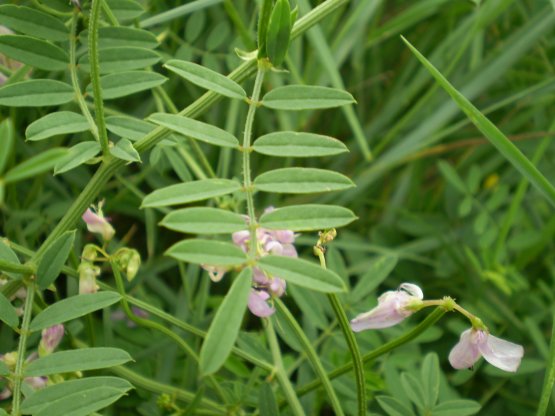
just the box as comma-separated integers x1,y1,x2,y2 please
350,283,424,332
38,324,64,357
248,290,275,317
448,328,524,372
82,202,115,241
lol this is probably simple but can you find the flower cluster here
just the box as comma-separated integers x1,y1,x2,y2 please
202,207,297,318
350,283,524,373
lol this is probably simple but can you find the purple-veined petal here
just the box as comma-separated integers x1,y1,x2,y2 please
448,329,482,370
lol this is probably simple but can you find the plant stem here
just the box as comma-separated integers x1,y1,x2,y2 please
242,66,265,257
265,319,305,416
88,0,109,155
11,285,35,416
275,299,344,416
537,311,555,416
69,10,99,141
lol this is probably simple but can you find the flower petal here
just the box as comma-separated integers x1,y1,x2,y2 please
399,283,423,300
478,333,524,372
248,290,275,317
448,329,481,370
350,292,411,331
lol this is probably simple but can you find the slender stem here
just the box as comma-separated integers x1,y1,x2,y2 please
265,319,305,416
537,311,555,416
275,299,345,416
69,10,99,141
242,66,266,257
11,285,35,416
293,307,446,399
88,0,110,155
101,0,120,26
0,260,34,274
315,248,366,415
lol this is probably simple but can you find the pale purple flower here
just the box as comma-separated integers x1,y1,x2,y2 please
248,290,275,317
82,205,115,241
39,324,64,356
350,283,424,332
449,328,524,372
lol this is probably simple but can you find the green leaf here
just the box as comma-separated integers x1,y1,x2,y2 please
437,161,467,194
350,255,398,304
257,0,273,58
79,27,159,49
401,373,426,410
0,118,14,174
254,167,354,193
0,35,68,70
262,85,355,110
432,400,481,416
161,207,247,234
421,353,440,409
257,256,346,293
259,204,356,231
0,5,68,41
36,230,75,290
0,292,18,328
86,71,167,100
25,348,133,377
54,142,101,175
26,112,89,142
266,0,291,66
149,113,239,148
0,79,74,107
30,292,122,332
165,239,247,266
3,148,68,183
106,116,156,140
402,36,555,208
253,131,348,157
79,47,161,73
0,360,9,376
21,376,133,416
200,268,252,375
259,383,279,416
142,178,241,208
164,59,246,99
110,138,141,162
106,0,145,22
376,395,414,416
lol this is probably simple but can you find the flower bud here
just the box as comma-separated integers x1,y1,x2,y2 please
81,244,98,262
78,262,100,294
113,248,141,281
38,324,64,357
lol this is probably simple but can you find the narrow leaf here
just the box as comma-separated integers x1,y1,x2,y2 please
350,255,398,304
432,400,481,416
0,80,74,107
3,148,68,183
254,167,354,193
257,256,346,292
142,178,241,208
259,383,279,416
86,71,167,99
79,47,161,73
262,85,355,110
402,36,555,207
376,395,414,416
421,353,440,409
200,268,252,375
260,204,356,231
106,116,155,140
54,142,101,175
79,27,159,49
266,0,291,66
30,292,122,332
0,361,9,376
36,230,75,290
0,5,68,41
20,376,133,416
106,0,145,22
149,113,239,148
161,207,247,234
0,292,18,328
25,348,133,377
0,35,68,70
253,131,348,157
165,59,246,99
165,239,247,266
0,118,14,173
110,138,141,162
26,112,89,142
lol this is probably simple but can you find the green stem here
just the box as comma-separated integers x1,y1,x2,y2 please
293,307,446,399
11,285,35,416
88,0,110,155
109,260,228,403
69,10,99,141
265,319,305,416
242,66,265,257
537,311,555,416
275,299,344,416
0,260,34,274
101,0,120,26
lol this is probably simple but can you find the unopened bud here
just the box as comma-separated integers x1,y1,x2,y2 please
39,324,64,357
81,244,98,262
113,248,141,281
78,262,100,294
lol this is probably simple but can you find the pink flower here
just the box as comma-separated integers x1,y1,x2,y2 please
350,283,424,332
248,290,275,317
38,324,64,356
82,205,115,241
448,328,524,372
